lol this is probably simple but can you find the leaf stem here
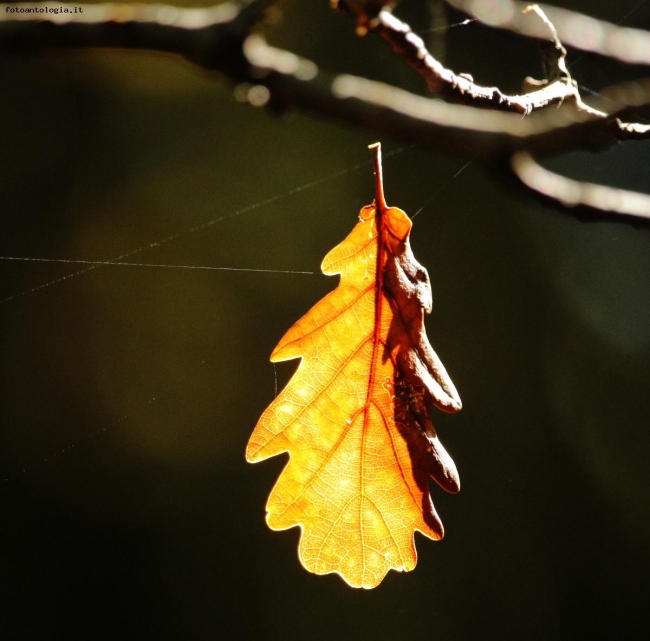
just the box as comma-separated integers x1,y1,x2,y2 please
369,142,388,212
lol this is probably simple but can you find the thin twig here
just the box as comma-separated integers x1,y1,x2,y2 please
336,2,590,115
446,0,650,67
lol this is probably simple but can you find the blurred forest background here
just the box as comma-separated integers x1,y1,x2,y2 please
1,0,649,638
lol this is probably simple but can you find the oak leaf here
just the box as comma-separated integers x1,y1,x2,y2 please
246,144,462,588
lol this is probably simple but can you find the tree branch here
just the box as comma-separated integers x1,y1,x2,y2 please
510,151,650,225
334,1,588,115
446,0,650,67
2,1,650,225
246,36,650,156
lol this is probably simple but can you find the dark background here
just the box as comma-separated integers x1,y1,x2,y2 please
1,0,649,638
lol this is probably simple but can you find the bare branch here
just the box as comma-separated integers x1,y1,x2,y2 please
245,37,650,155
250,27,650,225
0,0,274,74
446,0,650,67
2,1,650,224
330,1,650,224
335,1,589,115
2,1,647,152
510,152,650,224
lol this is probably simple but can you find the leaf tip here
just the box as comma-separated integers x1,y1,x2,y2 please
244,440,263,463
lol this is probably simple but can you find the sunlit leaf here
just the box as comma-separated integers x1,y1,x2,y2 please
246,143,462,588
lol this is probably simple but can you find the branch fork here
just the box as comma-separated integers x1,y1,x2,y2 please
2,0,650,224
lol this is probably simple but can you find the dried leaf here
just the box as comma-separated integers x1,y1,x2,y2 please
246,143,462,589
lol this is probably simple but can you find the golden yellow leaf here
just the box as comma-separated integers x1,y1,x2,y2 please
246,143,462,588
